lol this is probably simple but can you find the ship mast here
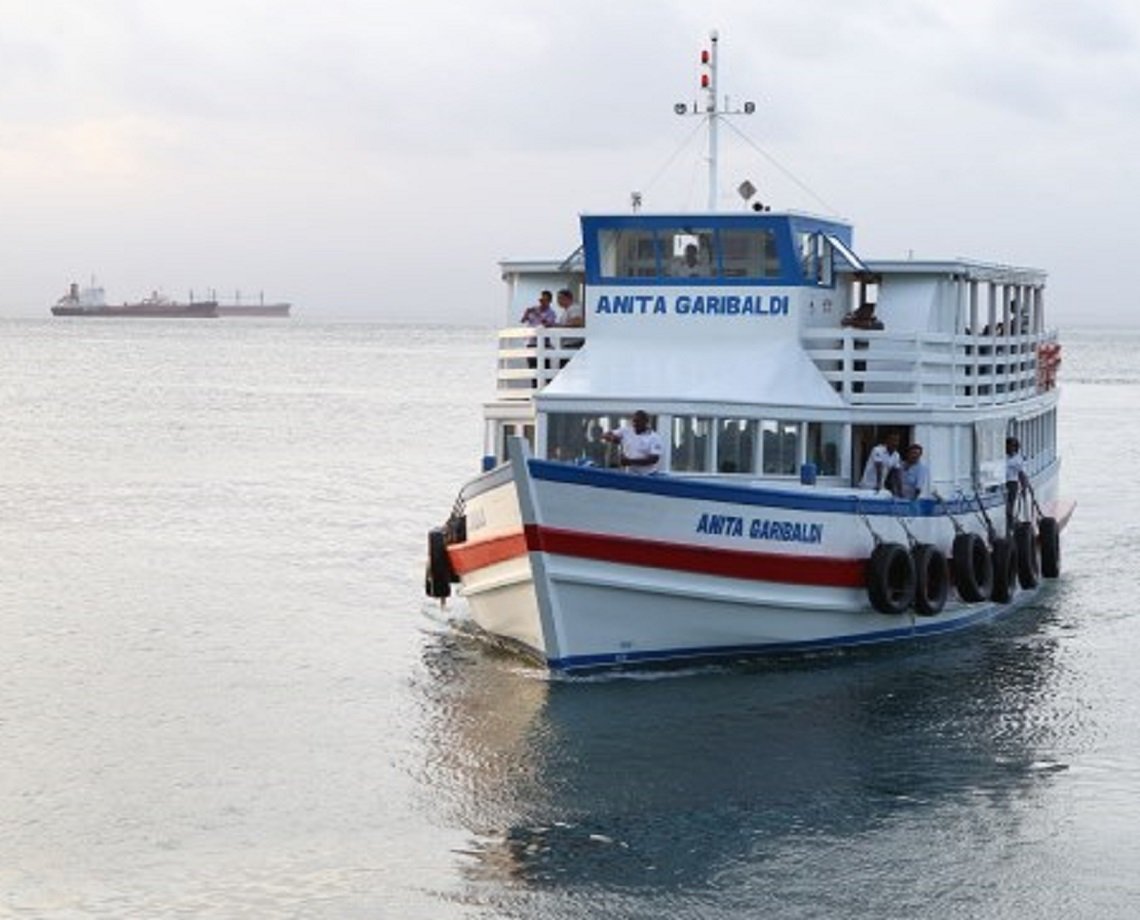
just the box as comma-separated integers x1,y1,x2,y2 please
675,31,755,211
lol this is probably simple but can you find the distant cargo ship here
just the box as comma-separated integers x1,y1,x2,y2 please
51,282,218,318
216,293,292,317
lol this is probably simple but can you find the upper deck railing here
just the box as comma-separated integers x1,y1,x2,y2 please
495,326,587,398
494,324,1061,407
802,327,1061,407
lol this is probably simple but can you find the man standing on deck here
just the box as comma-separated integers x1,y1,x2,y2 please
520,290,557,327
602,411,663,475
1005,436,1030,530
899,443,930,500
859,431,902,494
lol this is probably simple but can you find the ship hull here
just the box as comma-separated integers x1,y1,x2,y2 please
51,303,219,318
447,443,1070,673
216,304,291,317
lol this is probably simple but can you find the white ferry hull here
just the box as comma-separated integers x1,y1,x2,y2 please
448,443,1065,672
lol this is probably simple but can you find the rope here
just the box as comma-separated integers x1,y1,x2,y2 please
720,118,843,216
934,491,967,536
854,498,882,546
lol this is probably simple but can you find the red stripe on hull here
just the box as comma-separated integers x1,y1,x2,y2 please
526,525,866,588
450,524,866,588
449,532,528,575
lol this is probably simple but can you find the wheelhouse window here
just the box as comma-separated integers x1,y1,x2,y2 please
600,230,662,278
595,224,784,282
720,229,780,278
716,419,757,473
664,230,716,278
796,231,834,286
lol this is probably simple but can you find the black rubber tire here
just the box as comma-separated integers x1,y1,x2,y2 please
867,542,916,614
425,526,454,599
912,543,949,616
990,537,1019,603
952,532,993,603
1014,521,1039,588
1039,516,1061,578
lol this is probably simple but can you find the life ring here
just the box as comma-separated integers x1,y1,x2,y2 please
425,526,456,599
1013,521,1039,588
952,532,993,603
990,537,1018,603
912,543,949,616
867,542,916,614
1038,516,1061,578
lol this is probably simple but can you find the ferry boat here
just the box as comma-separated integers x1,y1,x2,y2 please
425,33,1073,673
51,282,218,318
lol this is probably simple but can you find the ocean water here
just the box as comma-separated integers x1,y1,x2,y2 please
0,318,1137,919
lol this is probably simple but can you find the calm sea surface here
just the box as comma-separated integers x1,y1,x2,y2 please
1,319,1137,918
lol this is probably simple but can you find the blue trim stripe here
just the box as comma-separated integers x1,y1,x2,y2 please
547,600,1017,672
528,459,1004,517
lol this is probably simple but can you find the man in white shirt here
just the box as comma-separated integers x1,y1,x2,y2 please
1005,436,1029,527
602,411,663,475
556,289,584,327
859,431,901,493
899,443,930,499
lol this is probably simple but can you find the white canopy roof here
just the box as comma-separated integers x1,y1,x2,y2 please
538,339,845,410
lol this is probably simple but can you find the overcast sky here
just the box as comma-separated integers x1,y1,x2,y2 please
1,0,1136,324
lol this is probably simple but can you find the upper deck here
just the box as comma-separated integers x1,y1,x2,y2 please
494,210,1056,414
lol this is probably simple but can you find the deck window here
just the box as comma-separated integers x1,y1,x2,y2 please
670,416,713,472
762,421,800,475
716,419,757,473
807,422,843,476
545,412,621,466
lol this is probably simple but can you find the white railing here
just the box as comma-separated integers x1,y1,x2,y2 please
495,326,587,398
801,328,1060,407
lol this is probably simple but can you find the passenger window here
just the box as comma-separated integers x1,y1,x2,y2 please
762,421,800,475
716,419,757,473
807,422,843,476
670,416,712,471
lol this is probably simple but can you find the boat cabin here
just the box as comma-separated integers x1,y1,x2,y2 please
485,209,1059,500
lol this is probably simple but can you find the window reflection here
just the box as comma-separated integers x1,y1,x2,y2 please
716,419,757,473
670,416,712,472
762,421,800,475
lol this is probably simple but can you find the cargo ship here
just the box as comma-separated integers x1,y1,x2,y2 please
216,292,292,317
51,282,218,318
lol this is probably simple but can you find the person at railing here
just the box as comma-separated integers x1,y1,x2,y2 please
601,410,663,475
899,443,930,500
840,302,883,330
858,431,902,494
556,289,583,327
555,288,585,366
518,290,558,379
520,290,558,327
1005,436,1030,531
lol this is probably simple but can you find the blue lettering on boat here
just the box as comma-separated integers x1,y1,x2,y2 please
748,518,824,544
695,513,744,537
697,513,822,543
598,293,793,317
